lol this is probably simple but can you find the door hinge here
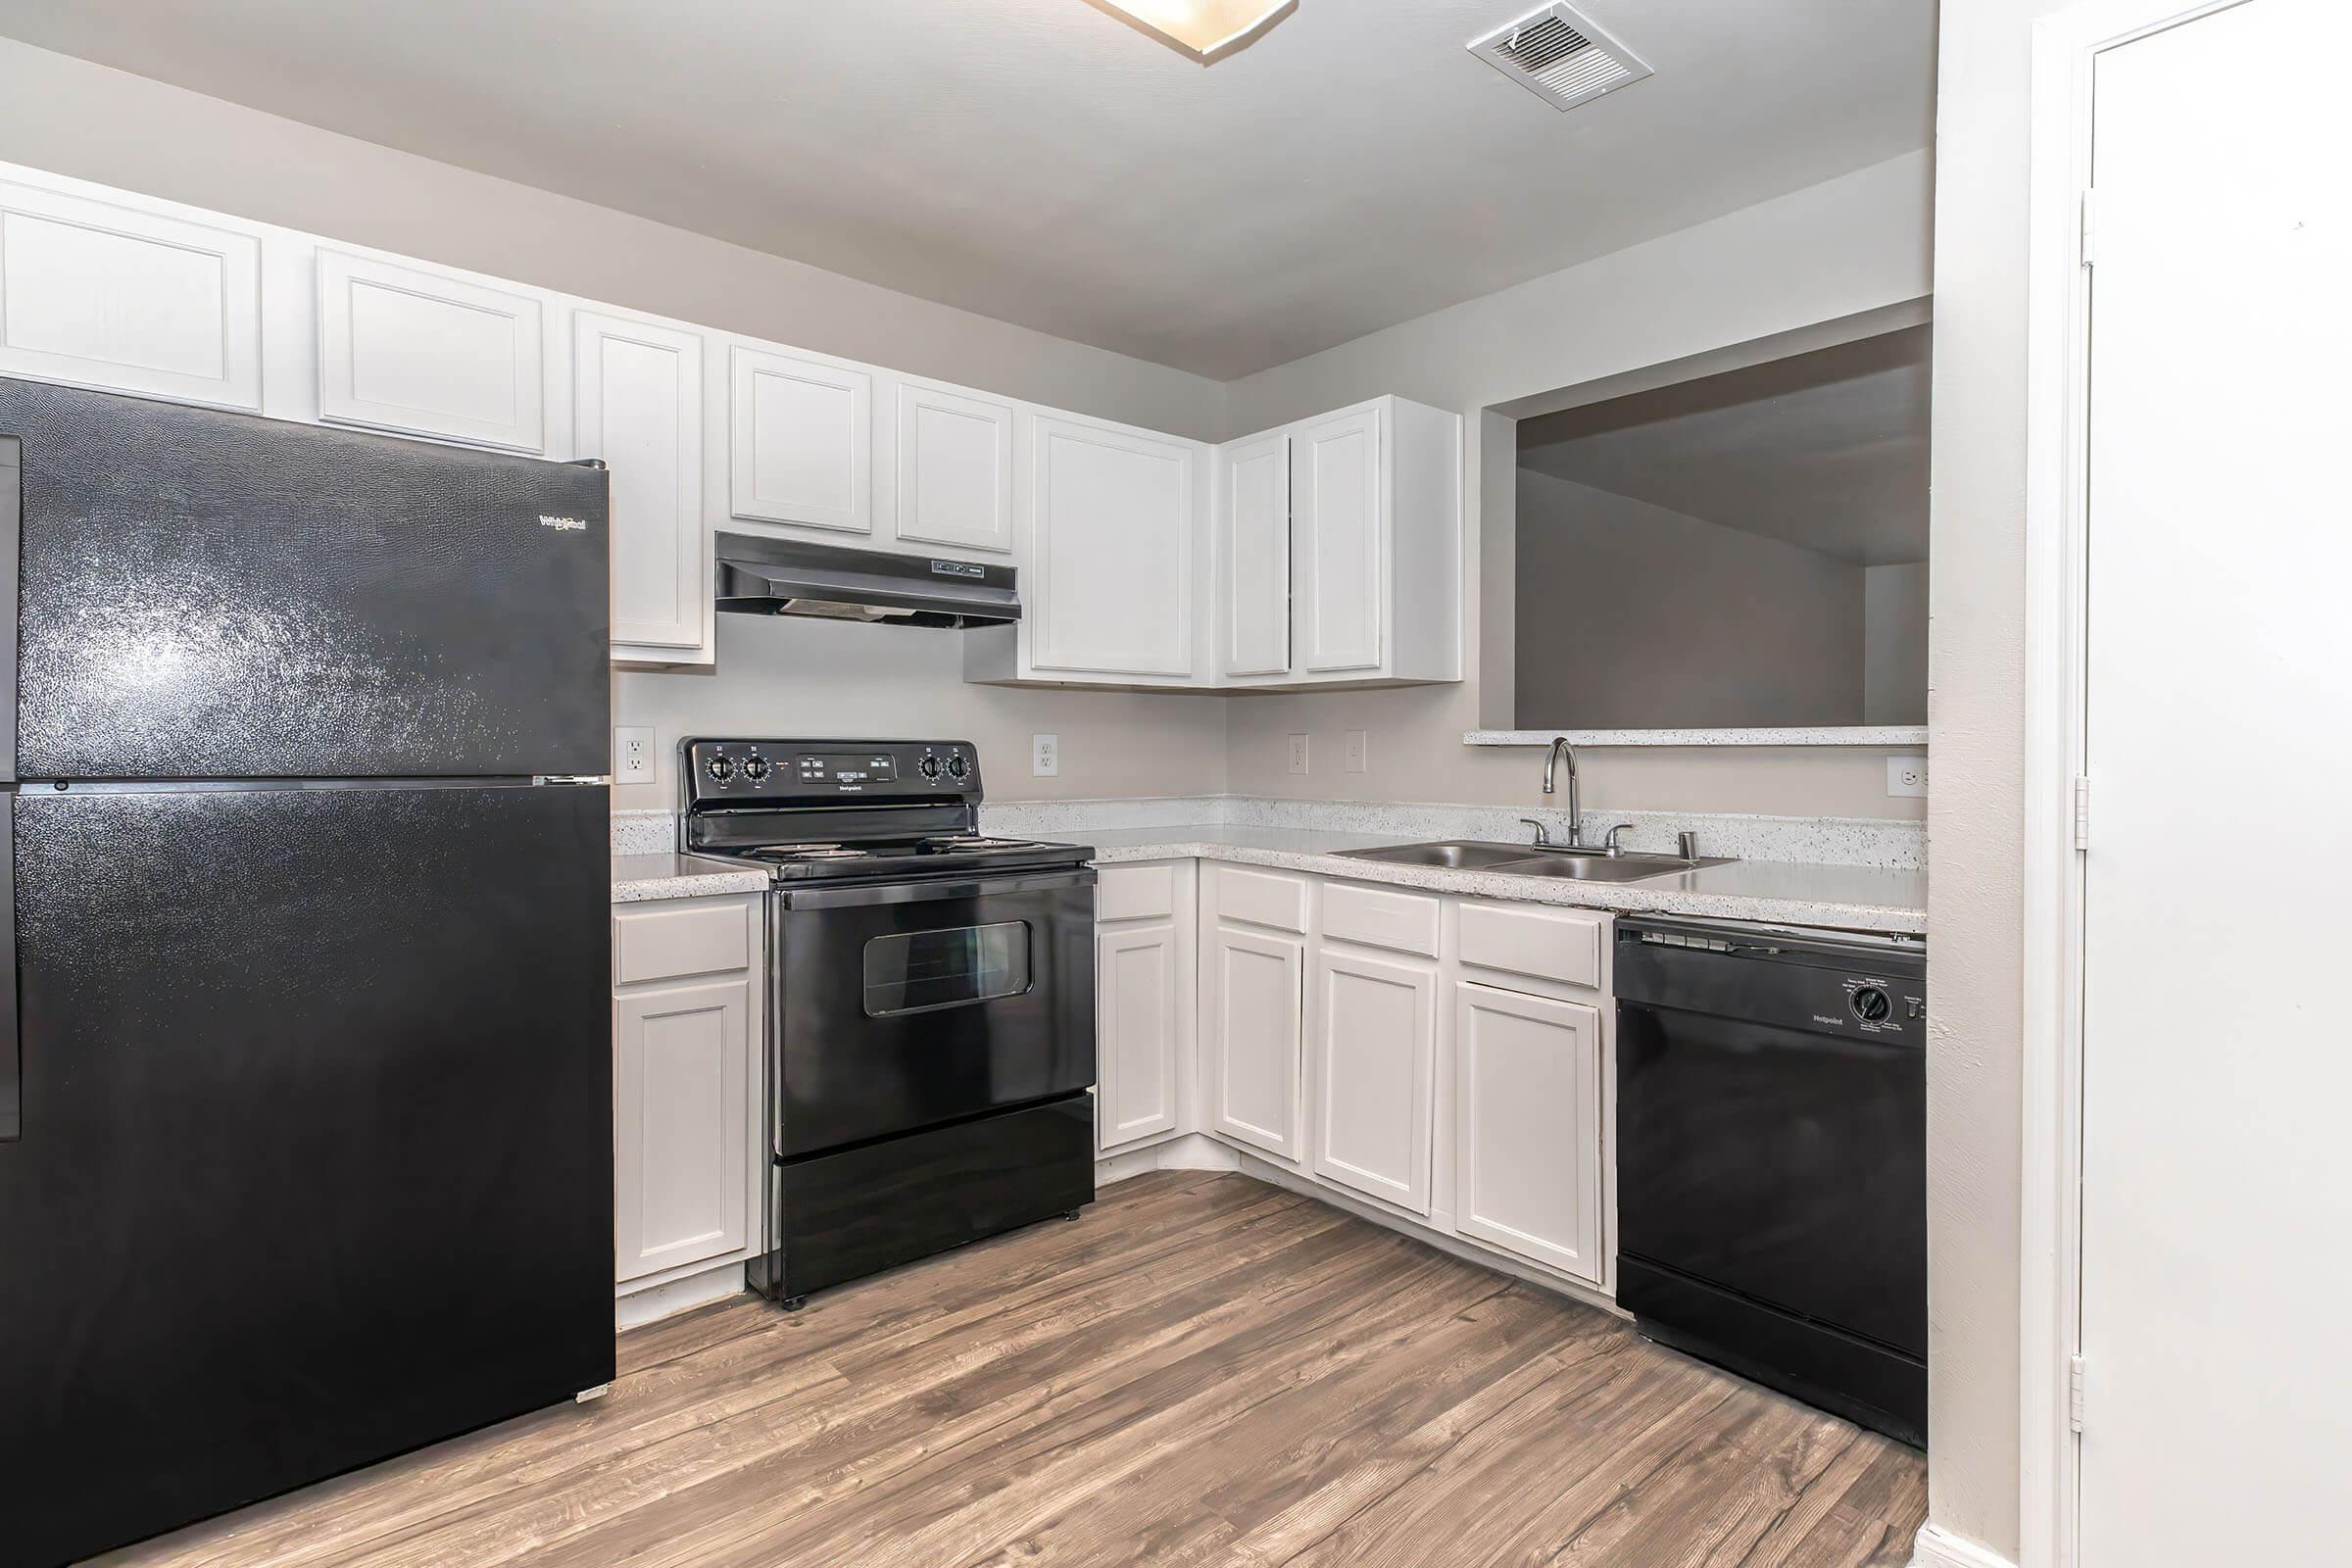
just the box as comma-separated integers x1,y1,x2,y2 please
2073,776,2091,851
2068,1354,2086,1432
2080,188,2098,268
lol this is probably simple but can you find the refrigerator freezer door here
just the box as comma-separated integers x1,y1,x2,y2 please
0,376,609,781
0,783,614,1566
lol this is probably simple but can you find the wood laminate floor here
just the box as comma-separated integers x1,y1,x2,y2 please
98,1172,1926,1568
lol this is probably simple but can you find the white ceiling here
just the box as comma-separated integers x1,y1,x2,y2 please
0,1,1935,380
1518,325,1931,566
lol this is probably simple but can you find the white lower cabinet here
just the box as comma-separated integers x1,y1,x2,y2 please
1094,860,1195,1154
612,895,763,1292
1309,945,1438,1214
1452,981,1605,1284
1165,864,1611,1294
1203,920,1306,1160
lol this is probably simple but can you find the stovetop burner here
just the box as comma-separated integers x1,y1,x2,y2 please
677,737,1095,886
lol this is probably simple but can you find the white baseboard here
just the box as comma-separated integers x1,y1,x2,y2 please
1912,1523,2018,1568
1096,1132,1239,1185
614,1260,748,1330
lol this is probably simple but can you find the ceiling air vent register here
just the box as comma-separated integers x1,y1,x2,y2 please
1468,2,1654,112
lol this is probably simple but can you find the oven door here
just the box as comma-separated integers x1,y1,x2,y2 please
771,867,1096,1157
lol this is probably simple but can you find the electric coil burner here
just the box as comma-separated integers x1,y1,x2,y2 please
679,739,1098,1308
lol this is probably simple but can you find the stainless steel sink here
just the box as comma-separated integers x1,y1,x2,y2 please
1486,849,1736,883
1335,840,1555,871
1336,840,1736,884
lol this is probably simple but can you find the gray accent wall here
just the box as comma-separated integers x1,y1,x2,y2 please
1513,473,1870,730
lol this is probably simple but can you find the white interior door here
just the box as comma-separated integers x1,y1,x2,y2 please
2078,5,2352,1563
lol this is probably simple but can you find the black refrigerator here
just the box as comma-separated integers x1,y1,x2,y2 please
0,377,616,1567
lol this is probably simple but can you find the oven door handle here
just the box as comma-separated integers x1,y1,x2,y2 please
773,866,1097,910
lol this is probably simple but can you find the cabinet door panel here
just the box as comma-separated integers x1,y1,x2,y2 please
1205,923,1302,1159
1030,415,1195,677
614,977,750,1282
1311,949,1436,1213
1098,922,1179,1151
317,249,544,451
729,344,871,534
0,181,261,409
896,380,1013,553
1453,982,1602,1281
1220,432,1290,676
575,312,707,652
1295,406,1382,673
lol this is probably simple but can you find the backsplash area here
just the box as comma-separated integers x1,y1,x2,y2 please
616,797,1924,871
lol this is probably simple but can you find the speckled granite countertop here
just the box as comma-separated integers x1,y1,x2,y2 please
1079,825,1928,936
611,816,1927,934
612,853,768,904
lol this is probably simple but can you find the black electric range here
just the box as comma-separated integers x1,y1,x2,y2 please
678,738,1099,1309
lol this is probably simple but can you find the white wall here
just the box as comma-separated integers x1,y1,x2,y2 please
1220,151,1935,819
1515,473,1866,729
1919,3,2074,1561
1864,563,1931,725
0,39,1232,811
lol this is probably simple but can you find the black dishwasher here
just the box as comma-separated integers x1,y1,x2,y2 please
1615,915,1927,1446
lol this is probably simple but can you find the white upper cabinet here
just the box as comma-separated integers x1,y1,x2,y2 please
728,343,872,535
317,249,545,451
1214,395,1460,689
0,179,262,410
574,310,710,661
1023,413,1199,679
1218,431,1291,678
1296,405,1383,673
893,378,1014,554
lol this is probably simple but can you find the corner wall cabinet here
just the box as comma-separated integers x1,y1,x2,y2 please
1215,396,1462,688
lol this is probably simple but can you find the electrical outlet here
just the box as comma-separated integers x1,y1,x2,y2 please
1886,755,1930,798
1344,730,1369,773
1031,733,1059,778
614,726,656,784
1288,733,1311,774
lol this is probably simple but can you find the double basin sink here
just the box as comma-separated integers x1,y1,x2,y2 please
1337,839,1736,885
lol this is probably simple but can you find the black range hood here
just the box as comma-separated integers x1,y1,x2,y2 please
713,533,1018,628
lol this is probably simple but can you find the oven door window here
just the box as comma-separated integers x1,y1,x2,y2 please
862,921,1033,1016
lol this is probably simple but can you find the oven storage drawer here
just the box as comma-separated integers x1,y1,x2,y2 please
754,1093,1094,1301
771,868,1097,1155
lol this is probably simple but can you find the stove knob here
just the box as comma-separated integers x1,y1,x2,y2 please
1850,985,1892,1024
741,756,771,783
706,755,735,782
946,755,970,781
918,756,943,781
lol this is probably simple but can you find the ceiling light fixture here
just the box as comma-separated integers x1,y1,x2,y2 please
1088,0,1297,62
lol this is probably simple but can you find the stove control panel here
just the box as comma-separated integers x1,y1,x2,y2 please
680,738,982,804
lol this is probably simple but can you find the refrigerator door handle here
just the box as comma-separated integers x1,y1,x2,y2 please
3,431,20,787
3,804,17,1141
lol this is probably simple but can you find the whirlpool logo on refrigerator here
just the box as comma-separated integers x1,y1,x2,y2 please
538,514,589,532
